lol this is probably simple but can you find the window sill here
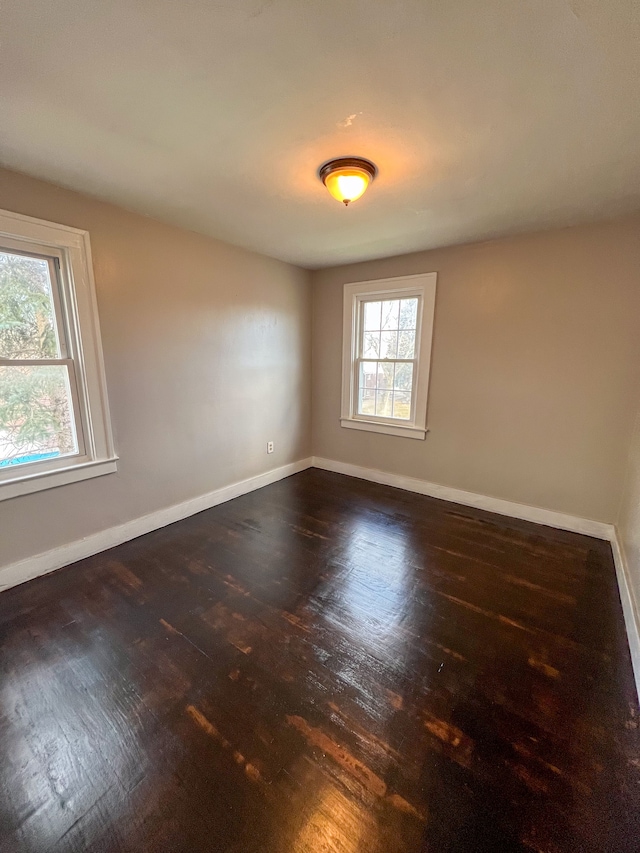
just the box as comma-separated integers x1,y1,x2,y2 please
340,418,427,440
0,457,118,501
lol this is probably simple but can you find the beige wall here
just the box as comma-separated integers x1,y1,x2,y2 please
0,168,311,568
312,215,640,522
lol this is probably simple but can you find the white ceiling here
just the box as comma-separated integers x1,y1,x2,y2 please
1,1,639,268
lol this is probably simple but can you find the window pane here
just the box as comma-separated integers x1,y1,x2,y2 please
362,331,380,359
394,362,414,392
0,365,78,467
0,251,60,359
359,361,377,384
380,331,398,359
399,298,418,330
358,387,375,415
375,390,393,417
393,391,412,420
377,361,395,390
398,330,416,359
363,301,382,331
358,360,377,408
381,300,400,330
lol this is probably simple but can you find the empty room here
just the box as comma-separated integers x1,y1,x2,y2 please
1,2,639,851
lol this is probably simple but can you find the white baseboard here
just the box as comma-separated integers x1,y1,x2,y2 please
610,531,640,703
0,457,313,594
312,457,614,539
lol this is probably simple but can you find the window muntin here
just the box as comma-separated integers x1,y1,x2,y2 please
0,248,84,470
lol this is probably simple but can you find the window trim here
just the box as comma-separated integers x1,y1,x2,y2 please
340,273,437,440
0,208,117,500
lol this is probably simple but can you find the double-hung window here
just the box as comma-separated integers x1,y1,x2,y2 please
341,273,436,439
0,208,116,500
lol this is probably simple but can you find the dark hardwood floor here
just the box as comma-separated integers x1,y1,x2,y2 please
0,469,638,852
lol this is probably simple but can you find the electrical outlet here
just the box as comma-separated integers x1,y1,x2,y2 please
267,441,274,454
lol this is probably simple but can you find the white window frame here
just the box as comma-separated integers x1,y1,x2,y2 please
0,208,117,501
341,272,437,440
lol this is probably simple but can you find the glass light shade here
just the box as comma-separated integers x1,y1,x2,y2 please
324,168,371,205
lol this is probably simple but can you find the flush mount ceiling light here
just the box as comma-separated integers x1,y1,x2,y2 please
318,157,378,206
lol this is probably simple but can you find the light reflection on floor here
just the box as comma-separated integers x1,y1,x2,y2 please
0,648,131,848
292,781,371,853
322,512,418,655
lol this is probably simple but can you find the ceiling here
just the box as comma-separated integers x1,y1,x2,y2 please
1,1,639,268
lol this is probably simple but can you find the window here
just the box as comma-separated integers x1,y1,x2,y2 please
341,273,436,439
0,208,116,500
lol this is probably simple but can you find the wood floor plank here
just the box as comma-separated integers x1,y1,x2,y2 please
0,469,638,852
